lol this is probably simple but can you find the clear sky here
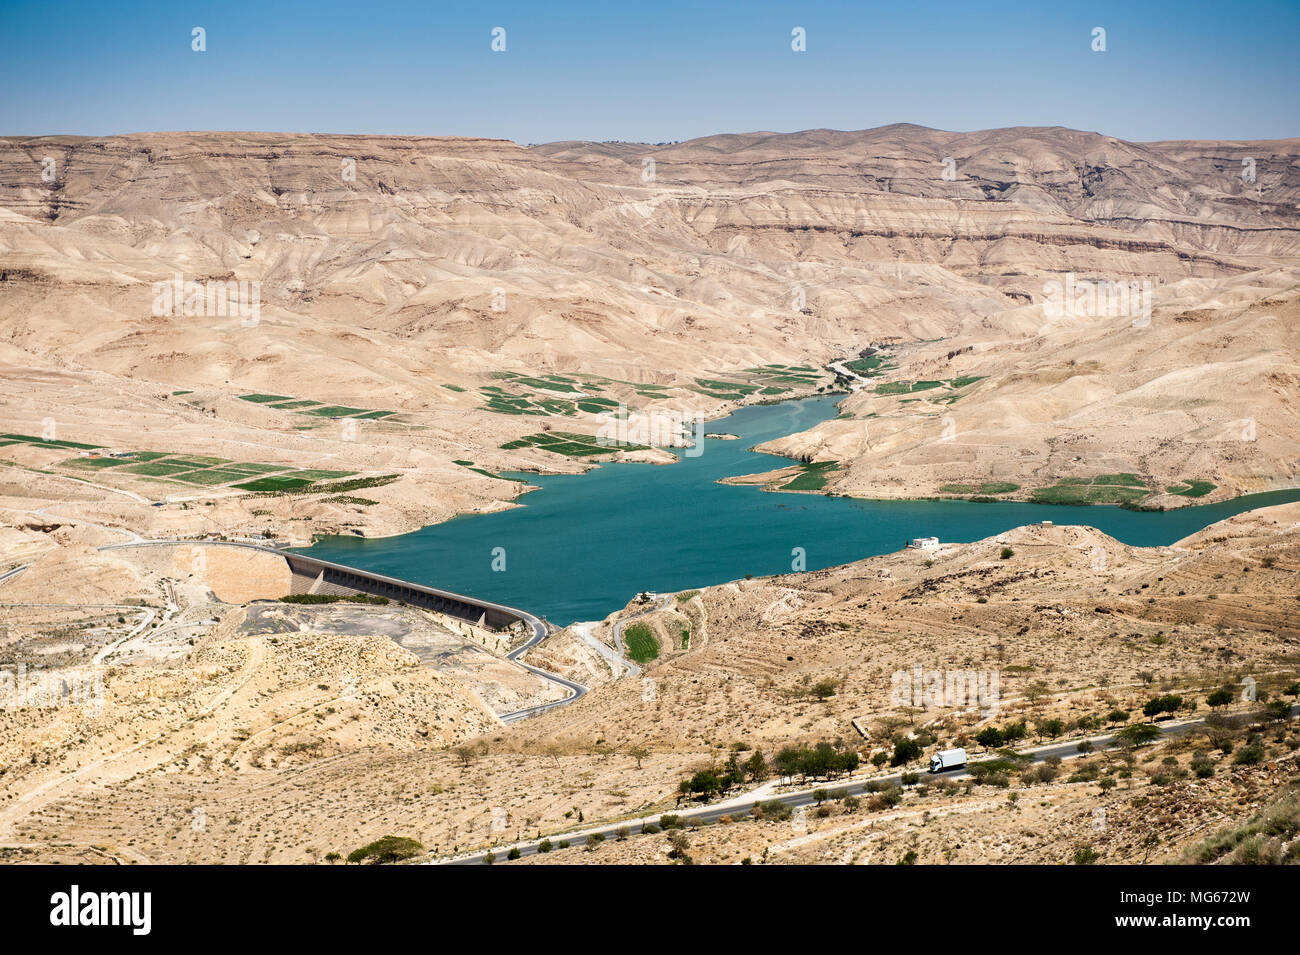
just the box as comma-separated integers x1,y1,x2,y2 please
2,0,1296,143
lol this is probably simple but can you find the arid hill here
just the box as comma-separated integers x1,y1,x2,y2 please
0,126,1297,544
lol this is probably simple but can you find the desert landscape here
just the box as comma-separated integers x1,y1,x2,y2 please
1,123,1298,867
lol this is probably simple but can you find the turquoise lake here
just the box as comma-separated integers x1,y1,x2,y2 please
299,395,1300,625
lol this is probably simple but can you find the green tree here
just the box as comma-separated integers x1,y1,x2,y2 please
1142,694,1182,717
346,835,425,865
1206,688,1234,709
890,736,922,766
1116,723,1161,747
1037,718,1065,739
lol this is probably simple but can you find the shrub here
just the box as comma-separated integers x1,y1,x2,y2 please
537,839,554,853
1234,743,1266,766
1000,547,1014,560
1266,700,1293,721
867,787,904,811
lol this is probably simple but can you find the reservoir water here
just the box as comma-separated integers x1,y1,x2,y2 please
299,395,1300,625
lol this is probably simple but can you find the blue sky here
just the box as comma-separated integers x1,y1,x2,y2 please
1,0,1296,142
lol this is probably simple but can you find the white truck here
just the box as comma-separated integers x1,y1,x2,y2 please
929,748,967,773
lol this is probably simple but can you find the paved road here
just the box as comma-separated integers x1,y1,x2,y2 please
498,601,589,723
434,711,1289,865
0,565,28,586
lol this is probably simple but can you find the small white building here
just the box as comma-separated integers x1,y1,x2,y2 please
909,537,940,550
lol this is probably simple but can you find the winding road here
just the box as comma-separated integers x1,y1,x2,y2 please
435,709,1296,865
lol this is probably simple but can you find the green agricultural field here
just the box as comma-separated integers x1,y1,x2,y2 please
1167,479,1216,498
234,475,316,492
942,481,1020,495
164,455,228,467
623,622,661,664
228,462,289,474
124,460,195,476
268,399,322,409
238,393,292,404
60,457,131,469
538,441,611,456
781,460,839,491
1091,473,1147,488
3,433,102,450
1032,483,1149,505
845,356,886,375
979,482,1020,494
290,469,356,481
695,378,759,395
171,468,251,486
500,431,648,456
302,405,368,418
514,376,578,393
